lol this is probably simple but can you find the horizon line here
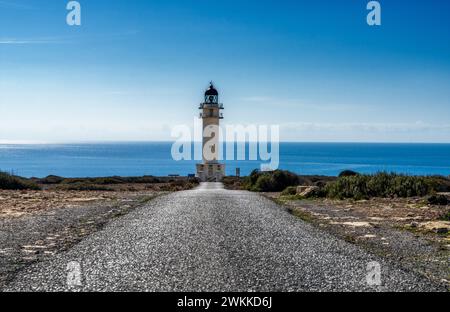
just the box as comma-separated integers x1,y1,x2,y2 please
2,140,450,145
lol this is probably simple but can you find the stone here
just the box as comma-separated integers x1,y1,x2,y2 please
296,186,319,197
419,221,450,234
330,221,372,227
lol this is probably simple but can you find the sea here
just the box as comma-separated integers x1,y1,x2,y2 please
0,142,450,178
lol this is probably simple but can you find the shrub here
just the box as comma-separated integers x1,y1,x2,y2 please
0,172,41,190
90,177,124,185
325,172,437,200
222,176,245,190
325,175,370,200
247,170,299,192
428,195,448,206
56,183,113,191
428,176,450,192
39,175,64,184
61,176,163,185
441,211,450,221
338,170,359,177
246,170,261,188
124,176,160,184
281,186,297,196
158,180,199,192
63,177,125,185
303,186,327,199
253,175,273,192
272,170,299,191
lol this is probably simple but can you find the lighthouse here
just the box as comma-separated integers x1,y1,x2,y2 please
196,82,226,182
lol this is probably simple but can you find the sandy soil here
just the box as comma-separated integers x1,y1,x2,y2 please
0,180,196,219
0,190,118,218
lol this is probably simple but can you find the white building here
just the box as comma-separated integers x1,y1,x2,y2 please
196,83,226,182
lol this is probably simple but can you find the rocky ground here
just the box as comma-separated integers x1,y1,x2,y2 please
265,193,450,287
0,180,197,288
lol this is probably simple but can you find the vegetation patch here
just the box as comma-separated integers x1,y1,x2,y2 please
325,173,445,200
222,176,245,190
30,175,199,192
56,182,114,191
35,175,64,185
281,186,297,196
338,170,359,177
427,195,449,206
244,170,299,192
35,175,164,185
158,179,199,192
441,211,450,222
287,207,315,223
0,172,41,190
244,169,450,201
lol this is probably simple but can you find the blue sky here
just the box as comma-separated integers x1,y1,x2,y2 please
1,0,450,143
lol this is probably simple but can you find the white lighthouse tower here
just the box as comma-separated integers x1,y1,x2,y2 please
196,82,226,182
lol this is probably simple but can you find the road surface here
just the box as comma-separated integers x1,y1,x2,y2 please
4,183,443,291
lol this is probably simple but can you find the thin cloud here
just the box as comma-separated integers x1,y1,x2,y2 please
0,31,139,45
0,39,64,45
282,122,450,132
0,1,34,10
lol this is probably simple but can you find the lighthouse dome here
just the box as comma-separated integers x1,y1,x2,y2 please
205,83,218,96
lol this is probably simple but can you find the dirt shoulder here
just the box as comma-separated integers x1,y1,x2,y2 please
264,193,450,287
0,179,198,289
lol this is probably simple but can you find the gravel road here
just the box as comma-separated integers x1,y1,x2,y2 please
3,183,445,292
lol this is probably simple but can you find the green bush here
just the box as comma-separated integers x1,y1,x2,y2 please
246,170,261,188
62,177,124,185
281,186,297,196
326,175,370,200
56,182,113,191
123,176,160,184
60,176,163,185
429,176,450,192
428,195,448,206
253,175,273,192
243,170,448,200
158,180,199,192
325,172,438,200
0,172,41,190
441,211,450,221
304,186,328,199
246,170,299,192
38,175,64,184
338,170,359,177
